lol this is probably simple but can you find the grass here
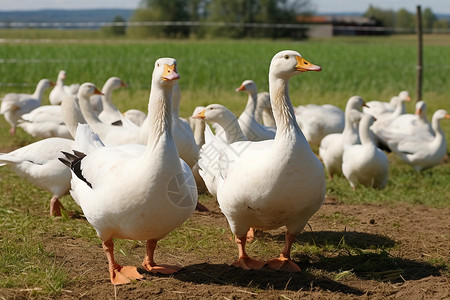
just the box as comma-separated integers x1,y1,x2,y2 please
0,34,449,296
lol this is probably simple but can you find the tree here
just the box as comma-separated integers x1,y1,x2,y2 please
364,5,396,28
396,8,414,32
101,15,126,37
422,7,437,32
205,0,311,39
128,0,191,38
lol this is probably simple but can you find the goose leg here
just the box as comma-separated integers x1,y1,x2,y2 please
49,196,65,217
267,231,301,272
142,239,182,274
246,227,256,242
232,235,265,270
103,239,143,285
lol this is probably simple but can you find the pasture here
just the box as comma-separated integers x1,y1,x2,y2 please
0,35,449,299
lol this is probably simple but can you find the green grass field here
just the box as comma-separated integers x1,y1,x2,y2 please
0,34,449,296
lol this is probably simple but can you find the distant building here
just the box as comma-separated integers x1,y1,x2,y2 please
298,15,385,38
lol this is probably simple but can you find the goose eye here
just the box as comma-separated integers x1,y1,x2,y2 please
157,63,160,67
284,55,289,60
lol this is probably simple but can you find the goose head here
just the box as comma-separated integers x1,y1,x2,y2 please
58,70,66,80
433,109,450,121
78,82,103,100
415,100,427,116
236,80,257,94
193,104,230,122
269,50,321,80
105,77,127,90
398,90,411,102
37,79,55,90
152,58,180,88
345,96,366,123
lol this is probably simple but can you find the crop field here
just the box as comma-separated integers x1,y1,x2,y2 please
0,34,449,299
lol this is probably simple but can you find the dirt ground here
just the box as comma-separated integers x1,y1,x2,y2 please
2,196,449,300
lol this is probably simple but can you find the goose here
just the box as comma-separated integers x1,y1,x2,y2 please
318,96,366,178
49,70,79,105
363,90,411,119
198,50,325,272
171,82,199,169
59,57,197,285
295,104,345,146
377,100,433,139
0,79,54,135
342,114,389,190
386,109,450,172
195,103,247,197
189,106,206,149
95,77,127,125
235,80,276,141
254,91,276,127
77,83,142,146
17,105,72,139
195,103,247,145
0,91,88,217
123,108,147,126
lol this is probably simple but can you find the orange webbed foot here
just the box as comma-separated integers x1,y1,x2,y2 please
142,262,182,274
266,255,301,272
110,266,143,285
232,256,265,270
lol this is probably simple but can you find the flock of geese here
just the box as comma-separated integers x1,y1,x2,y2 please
0,50,448,285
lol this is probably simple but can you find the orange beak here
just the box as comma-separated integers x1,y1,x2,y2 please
192,109,206,119
295,56,322,72
162,64,180,81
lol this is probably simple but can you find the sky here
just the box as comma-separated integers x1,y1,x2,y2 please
0,0,449,14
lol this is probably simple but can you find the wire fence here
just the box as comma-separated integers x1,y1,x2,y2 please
1,21,450,34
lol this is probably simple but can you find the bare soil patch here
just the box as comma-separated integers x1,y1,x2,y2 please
1,196,449,299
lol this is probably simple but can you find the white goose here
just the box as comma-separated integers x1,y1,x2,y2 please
77,83,142,146
386,109,450,172
95,77,127,125
17,105,72,139
199,50,325,272
363,90,411,119
295,104,345,146
377,100,433,139
49,70,79,105
319,96,366,178
59,58,197,285
235,80,276,141
171,82,199,169
195,103,247,145
0,90,88,216
189,106,206,148
0,79,54,135
254,91,276,127
195,104,247,198
342,114,389,190
123,108,147,126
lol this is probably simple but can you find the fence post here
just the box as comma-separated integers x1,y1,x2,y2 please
416,5,423,102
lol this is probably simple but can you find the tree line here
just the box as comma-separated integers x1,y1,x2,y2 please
102,1,449,38
108,0,313,39
364,5,448,32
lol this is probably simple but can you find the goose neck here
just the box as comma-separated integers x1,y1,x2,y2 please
217,110,247,143
269,76,302,139
145,82,174,147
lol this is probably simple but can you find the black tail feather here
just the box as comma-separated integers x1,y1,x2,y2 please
59,150,92,188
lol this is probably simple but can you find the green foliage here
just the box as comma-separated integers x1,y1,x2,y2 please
127,0,312,39
100,15,126,37
364,5,447,32
128,0,191,38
